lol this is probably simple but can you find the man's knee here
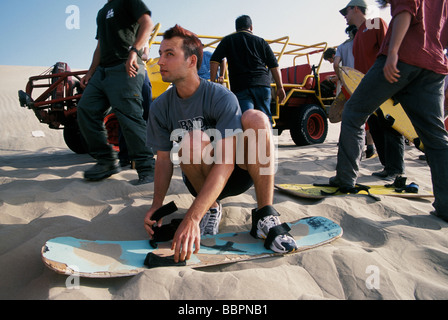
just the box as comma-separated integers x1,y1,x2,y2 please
341,102,368,130
241,109,271,130
179,130,213,165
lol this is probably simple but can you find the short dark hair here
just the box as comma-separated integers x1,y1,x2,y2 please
163,24,203,71
323,48,336,60
235,15,252,31
346,25,358,37
376,0,389,8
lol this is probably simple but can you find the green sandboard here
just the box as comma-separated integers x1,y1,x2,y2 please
339,66,424,150
275,183,433,200
41,216,342,278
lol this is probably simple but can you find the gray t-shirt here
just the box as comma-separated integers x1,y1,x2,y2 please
147,79,242,152
335,40,355,68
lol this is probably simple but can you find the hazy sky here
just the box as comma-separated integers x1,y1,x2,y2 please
0,0,391,70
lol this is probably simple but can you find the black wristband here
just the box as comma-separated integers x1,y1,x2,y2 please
128,46,140,56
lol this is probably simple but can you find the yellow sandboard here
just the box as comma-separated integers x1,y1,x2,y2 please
275,183,433,200
338,66,423,150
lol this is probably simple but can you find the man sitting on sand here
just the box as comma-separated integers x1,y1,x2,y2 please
144,25,297,263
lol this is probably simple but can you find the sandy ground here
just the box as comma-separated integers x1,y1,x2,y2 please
1,65,447,300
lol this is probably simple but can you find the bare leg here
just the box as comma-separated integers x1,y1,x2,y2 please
179,130,218,208
239,109,275,209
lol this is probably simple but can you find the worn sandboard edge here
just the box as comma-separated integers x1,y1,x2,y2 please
275,184,325,200
41,222,343,277
41,245,143,278
275,184,434,200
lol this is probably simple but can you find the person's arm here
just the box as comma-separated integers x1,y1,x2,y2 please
210,41,225,83
210,61,220,82
383,11,412,83
333,56,342,80
141,45,149,62
211,59,227,85
127,13,154,77
219,59,226,77
80,41,101,89
144,150,174,237
270,67,286,104
171,135,236,263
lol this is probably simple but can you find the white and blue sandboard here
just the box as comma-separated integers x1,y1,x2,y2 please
42,216,342,278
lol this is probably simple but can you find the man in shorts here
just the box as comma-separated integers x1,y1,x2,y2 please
144,25,297,263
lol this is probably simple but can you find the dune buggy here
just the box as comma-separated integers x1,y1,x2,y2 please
267,38,336,145
18,23,336,154
147,28,337,146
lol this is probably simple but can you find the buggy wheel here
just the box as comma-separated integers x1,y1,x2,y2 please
104,113,120,152
63,120,88,154
290,104,328,146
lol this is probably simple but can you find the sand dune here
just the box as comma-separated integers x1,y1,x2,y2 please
1,65,447,300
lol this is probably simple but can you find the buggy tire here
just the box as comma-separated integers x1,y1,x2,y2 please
63,120,88,154
290,104,328,146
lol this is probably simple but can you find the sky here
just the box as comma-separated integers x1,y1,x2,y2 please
0,0,391,70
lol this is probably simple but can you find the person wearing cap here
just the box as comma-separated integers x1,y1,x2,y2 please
339,0,387,75
339,0,406,180
330,0,448,222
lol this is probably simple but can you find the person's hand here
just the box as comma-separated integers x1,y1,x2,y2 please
277,87,286,104
80,72,93,89
144,206,162,239
126,51,140,77
383,53,400,83
171,217,200,263
216,76,225,85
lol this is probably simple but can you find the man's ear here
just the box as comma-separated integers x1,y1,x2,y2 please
189,54,198,69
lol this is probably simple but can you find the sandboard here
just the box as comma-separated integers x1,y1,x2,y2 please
275,183,433,200
41,216,342,278
338,66,424,150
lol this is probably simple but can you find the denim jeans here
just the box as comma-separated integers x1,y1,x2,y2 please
234,86,272,123
336,55,448,216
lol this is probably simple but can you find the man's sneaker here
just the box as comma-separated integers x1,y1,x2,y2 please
329,176,357,193
329,176,341,187
84,162,120,181
134,173,154,185
251,206,298,254
254,214,298,253
200,201,222,235
372,169,403,180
